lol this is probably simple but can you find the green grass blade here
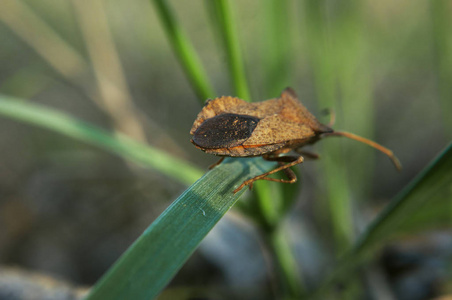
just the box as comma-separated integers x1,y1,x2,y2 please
268,226,304,298
311,142,452,298
430,1,452,138
152,0,216,101
333,3,375,198
85,157,277,300
206,0,251,100
0,95,203,186
262,0,292,98
301,0,354,251
355,142,452,250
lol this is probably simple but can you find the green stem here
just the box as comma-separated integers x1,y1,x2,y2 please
302,0,354,253
262,0,292,98
268,226,304,298
208,0,251,100
152,0,216,101
430,0,452,138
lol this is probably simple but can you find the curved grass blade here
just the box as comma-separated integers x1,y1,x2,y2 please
355,142,452,250
311,142,452,298
0,95,203,186
85,157,277,300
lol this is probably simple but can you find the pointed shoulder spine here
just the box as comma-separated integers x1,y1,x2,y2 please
281,87,298,99
190,96,248,135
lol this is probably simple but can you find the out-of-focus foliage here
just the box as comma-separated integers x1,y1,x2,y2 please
0,0,450,299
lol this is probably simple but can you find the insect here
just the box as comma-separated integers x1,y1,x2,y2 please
190,87,401,193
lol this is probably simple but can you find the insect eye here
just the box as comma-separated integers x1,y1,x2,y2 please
192,113,260,149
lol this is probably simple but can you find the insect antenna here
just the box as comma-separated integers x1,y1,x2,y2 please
323,131,402,171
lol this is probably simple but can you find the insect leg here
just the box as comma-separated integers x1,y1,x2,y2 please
258,161,297,183
209,157,225,169
294,149,320,160
233,155,304,193
259,155,301,182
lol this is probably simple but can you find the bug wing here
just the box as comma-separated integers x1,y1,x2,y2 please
192,113,260,149
243,114,316,146
242,89,332,146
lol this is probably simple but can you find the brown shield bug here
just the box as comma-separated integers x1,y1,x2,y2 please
190,87,401,193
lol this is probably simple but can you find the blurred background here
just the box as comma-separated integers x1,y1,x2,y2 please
0,0,451,299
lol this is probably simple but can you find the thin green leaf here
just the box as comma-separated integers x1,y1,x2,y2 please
0,95,203,186
262,0,292,98
301,1,354,251
311,142,452,298
85,157,277,300
206,0,251,101
355,142,452,250
267,226,304,298
333,2,375,199
430,1,452,138
152,0,216,101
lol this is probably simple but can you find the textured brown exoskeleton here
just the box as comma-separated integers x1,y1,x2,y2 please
190,87,401,193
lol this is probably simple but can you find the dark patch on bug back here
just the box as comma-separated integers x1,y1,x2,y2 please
192,113,260,149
